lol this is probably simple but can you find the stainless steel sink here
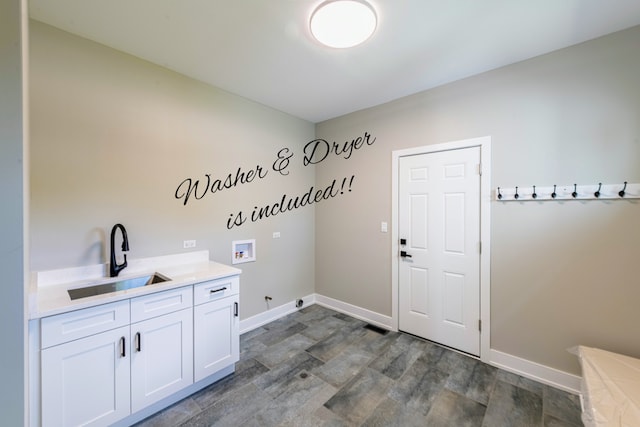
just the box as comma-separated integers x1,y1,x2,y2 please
68,272,171,300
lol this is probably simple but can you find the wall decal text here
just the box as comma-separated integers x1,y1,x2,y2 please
174,131,374,228
226,176,355,229
175,165,269,206
303,132,376,165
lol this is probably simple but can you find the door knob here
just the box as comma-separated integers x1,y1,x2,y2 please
400,251,412,258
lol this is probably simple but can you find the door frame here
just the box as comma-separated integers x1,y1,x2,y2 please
391,136,491,360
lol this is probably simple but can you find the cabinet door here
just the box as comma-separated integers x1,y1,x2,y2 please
194,295,239,382
130,308,193,412
41,326,130,427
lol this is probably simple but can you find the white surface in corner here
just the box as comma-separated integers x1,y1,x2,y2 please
573,346,640,427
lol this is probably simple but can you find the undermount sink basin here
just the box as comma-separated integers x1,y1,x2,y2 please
68,272,171,300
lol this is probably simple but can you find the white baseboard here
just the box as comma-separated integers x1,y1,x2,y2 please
239,294,316,334
489,349,581,394
240,294,581,395
314,293,394,331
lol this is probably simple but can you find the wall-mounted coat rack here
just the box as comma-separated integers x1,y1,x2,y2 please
495,182,639,201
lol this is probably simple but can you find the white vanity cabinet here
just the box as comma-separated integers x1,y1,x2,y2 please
35,272,240,427
193,276,240,382
40,301,131,427
130,287,193,412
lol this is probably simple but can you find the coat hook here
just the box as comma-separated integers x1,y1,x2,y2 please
514,186,519,200
551,185,557,199
572,183,578,198
532,185,537,199
497,187,502,200
619,181,627,198
594,183,602,198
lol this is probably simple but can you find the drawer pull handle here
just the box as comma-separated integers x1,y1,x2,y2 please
135,332,141,352
119,336,126,358
234,302,239,317
210,287,227,294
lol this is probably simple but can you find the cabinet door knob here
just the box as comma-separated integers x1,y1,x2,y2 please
234,302,239,317
119,336,126,358
135,332,141,352
210,287,227,294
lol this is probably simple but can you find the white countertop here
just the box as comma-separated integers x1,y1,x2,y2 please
574,345,640,427
29,251,241,319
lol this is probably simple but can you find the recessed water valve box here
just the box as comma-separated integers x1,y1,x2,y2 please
232,239,255,264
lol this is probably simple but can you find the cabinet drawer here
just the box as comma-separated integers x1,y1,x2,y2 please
193,275,239,306
131,286,192,323
41,300,130,349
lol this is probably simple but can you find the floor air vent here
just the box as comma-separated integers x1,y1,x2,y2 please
363,324,389,335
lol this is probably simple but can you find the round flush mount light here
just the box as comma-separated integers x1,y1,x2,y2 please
310,0,377,48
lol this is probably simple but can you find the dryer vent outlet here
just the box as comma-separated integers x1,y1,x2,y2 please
296,299,304,308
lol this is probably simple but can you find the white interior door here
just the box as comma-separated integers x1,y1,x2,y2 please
398,146,481,356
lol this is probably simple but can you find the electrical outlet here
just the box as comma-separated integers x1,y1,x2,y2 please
273,232,281,239
183,240,196,249
381,222,388,233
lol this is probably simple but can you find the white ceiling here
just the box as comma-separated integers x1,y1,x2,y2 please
29,0,640,123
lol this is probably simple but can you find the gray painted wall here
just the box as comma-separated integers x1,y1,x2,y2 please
0,0,26,424
315,26,640,375
29,21,316,319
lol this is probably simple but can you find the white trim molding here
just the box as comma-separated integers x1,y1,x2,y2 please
240,293,393,335
391,136,492,360
314,294,394,331
239,294,316,334
489,349,581,394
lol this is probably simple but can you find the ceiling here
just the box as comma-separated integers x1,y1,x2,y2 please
29,0,640,123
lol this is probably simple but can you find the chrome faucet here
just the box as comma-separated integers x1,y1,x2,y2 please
110,223,129,277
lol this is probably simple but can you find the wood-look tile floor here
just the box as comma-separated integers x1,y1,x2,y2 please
135,304,583,427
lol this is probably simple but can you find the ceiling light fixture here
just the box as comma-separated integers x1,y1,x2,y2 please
310,0,377,49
